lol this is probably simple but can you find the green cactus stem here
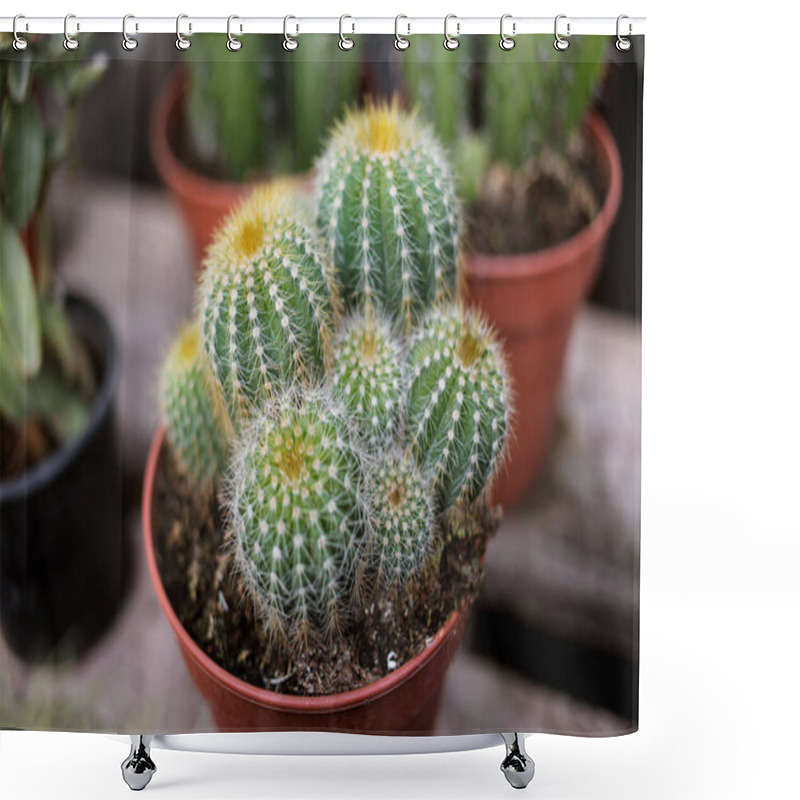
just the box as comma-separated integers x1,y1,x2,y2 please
330,310,404,450
405,305,511,511
367,452,436,591
315,98,461,332
198,182,337,423
226,388,367,645
159,323,228,490
483,35,609,167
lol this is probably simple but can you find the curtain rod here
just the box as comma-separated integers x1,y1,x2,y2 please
1,15,646,37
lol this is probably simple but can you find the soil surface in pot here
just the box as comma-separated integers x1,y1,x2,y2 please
154,443,499,696
467,135,606,256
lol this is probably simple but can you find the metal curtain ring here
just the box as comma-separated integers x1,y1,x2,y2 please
121,14,138,51
616,14,632,51
283,15,299,51
12,15,28,51
499,14,515,51
176,14,191,50
394,15,410,51
339,14,354,51
64,14,79,51
227,15,242,51
554,14,570,51
444,14,460,51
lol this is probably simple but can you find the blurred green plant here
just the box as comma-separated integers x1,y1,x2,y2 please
184,35,361,181
402,35,609,203
0,37,107,474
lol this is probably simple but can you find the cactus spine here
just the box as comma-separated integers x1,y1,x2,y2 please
406,305,511,510
227,389,367,643
330,310,404,450
159,323,227,490
199,182,337,423
315,99,460,331
367,452,436,591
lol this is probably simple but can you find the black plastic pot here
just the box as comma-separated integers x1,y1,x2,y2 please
0,294,129,663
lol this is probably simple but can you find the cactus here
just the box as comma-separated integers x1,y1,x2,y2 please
198,182,337,423
400,36,471,151
330,310,404,450
315,99,460,331
184,34,360,180
483,35,609,167
367,452,436,591
159,323,228,490
406,305,511,510
226,388,367,643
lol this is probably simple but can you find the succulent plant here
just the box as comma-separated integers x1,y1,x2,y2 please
399,36,470,151
315,99,460,331
330,310,403,450
159,323,227,490
483,35,609,167
184,34,360,181
226,388,367,643
154,86,513,669
367,452,436,591
198,182,337,423
0,39,107,475
405,304,511,511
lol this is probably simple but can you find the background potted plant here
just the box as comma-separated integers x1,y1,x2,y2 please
403,35,622,507
150,34,361,267
143,102,511,731
0,37,129,662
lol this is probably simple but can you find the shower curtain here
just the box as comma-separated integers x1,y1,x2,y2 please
0,28,643,738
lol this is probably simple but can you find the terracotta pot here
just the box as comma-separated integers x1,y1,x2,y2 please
142,426,470,733
464,112,623,509
150,72,253,268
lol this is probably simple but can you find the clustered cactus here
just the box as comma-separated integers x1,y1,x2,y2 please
158,100,510,652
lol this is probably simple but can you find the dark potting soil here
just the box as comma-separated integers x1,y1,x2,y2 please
467,136,607,256
154,443,499,696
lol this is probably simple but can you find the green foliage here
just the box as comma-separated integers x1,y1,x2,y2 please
0,43,106,456
1,100,46,230
0,212,41,375
183,34,360,180
367,452,436,591
227,388,367,643
160,323,227,491
400,36,470,150
483,35,609,167
330,310,403,450
315,100,460,332
289,36,361,173
401,34,609,171
405,304,511,510
198,182,337,423
185,35,270,182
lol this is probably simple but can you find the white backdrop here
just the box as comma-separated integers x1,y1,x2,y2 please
2,1,799,798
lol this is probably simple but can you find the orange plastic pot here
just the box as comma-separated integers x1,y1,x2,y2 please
150,72,253,268
464,112,622,509
142,427,470,734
